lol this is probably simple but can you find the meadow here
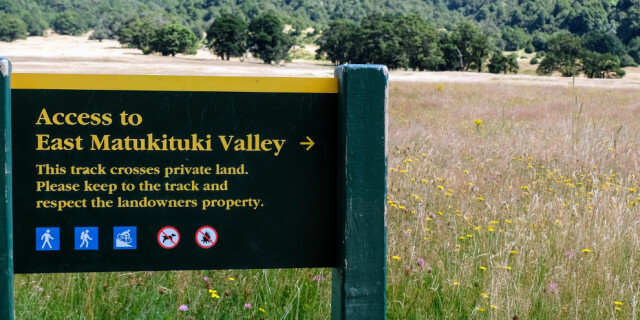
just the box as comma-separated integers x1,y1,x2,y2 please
13,80,640,319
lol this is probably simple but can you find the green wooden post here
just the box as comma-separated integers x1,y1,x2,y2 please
0,58,14,320
332,65,388,319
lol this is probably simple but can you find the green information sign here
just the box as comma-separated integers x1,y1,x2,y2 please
0,61,388,320
12,75,338,273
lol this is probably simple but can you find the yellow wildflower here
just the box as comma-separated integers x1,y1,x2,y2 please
614,301,624,305
209,289,220,299
392,256,401,261
582,249,592,253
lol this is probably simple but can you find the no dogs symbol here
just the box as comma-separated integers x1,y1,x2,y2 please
196,226,218,249
157,226,180,249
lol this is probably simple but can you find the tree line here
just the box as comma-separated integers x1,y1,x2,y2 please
0,0,635,78
315,15,519,74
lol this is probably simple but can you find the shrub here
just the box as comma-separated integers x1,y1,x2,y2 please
530,57,539,64
524,43,535,54
0,14,27,42
52,11,86,35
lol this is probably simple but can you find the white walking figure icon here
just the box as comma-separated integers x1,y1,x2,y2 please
40,229,54,249
80,229,93,248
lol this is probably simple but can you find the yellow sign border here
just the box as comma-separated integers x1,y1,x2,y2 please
12,74,338,94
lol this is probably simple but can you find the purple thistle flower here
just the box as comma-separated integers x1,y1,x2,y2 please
178,304,188,311
417,257,425,267
312,275,326,282
204,276,209,281
564,250,574,259
244,303,252,309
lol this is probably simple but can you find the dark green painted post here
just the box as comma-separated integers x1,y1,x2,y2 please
332,65,388,319
0,58,14,320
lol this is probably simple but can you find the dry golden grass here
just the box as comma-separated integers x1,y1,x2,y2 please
386,81,640,318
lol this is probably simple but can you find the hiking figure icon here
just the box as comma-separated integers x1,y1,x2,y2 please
80,229,93,248
36,227,60,251
75,227,98,250
41,229,54,249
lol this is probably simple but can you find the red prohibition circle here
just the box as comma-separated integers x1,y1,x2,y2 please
195,226,218,249
157,226,180,249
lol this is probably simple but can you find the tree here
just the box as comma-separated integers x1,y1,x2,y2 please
117,18,162,55
447,22,491,72
502,26,530,51
21,11,47,36
488,49,508,73
206,14,248,60
536,32,583,77
618,7,640,44
627,36,640,63
395,15,442,71
248,14,292,64
151,24,199,56
90,13,127,42
0,14,27,42
582,30,626,57
315,19,358,65
52,11,87,35
354,14,403,69
507,53,520,73
582,51,625,78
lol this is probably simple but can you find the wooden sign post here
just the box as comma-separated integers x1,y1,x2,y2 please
0,59,387,319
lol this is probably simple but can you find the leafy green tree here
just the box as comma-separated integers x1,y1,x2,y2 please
448,22,490,72
488,49,508,73
531,32,549,51
617,6,640,44
620,54,638,67
395,15,442,71
350,14,403,69
117,18,161,55
52,11,87,35
248,13,293,64
0,14,27,42
582,30,626,57
502,26,530,51
151,24,199,56
315,19,358,65
582,51,625,78
206,14,248,60
565,0,608,35
90,13,127,42
507,52,520,73
627,36,640,63
21,11,47,36
537,32,583,77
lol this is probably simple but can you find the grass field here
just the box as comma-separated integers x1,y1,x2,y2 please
13,79,640,319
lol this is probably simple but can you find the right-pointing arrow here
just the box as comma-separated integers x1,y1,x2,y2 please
300,136,315,151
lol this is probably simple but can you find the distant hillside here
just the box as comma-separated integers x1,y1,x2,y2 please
1,0,639,63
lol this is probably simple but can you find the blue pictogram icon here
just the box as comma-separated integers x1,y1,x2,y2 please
114,226,137,249
75,227,98,250
36,227,60,251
